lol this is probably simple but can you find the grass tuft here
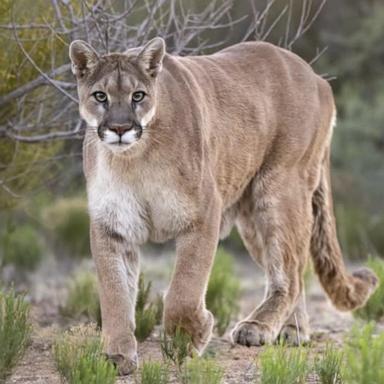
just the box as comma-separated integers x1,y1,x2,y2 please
160,326,192,369
342,322,384,384
61,270,101,326
314,343,344,384
206,248,240,335
258,344,309,384
53,324,117,384
0,289,32,381
354,258,384,321
182,357,224,384
139,361,170,384
135,273,159,342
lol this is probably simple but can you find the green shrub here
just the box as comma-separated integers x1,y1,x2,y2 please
0,289,32,381
61,270,101,326
160,327,192,369
258,344,309,384
136,306,157,342
43,197,90,258
53,325,116,384
1,223,43,270
354,258,384,321
314,343,344,384
140,361,170,384
342,322,384,384
135,274,159,342
182,358,223,384
206,248,240,335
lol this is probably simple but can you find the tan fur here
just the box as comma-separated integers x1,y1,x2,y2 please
69,38,378,374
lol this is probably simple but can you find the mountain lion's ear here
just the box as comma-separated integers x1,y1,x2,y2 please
69,40,99,78
138,37,166,77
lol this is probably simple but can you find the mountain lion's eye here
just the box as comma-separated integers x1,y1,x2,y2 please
93,91,107,103
132,91,145,103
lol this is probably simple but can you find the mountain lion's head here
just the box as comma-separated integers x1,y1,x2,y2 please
69,38,165,152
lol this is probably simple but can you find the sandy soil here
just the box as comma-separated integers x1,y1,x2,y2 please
5,249,367,384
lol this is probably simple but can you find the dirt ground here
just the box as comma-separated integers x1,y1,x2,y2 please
5,248,367,384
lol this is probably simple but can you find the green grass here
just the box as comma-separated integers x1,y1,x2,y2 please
160,326,192,369
354,258,384,321
135,274,159,342
53,325,117,384
182,358,223,384
342,322,384,384
139,361,170,384
61,270,101,326
258,344,309,384
62,271,161,339
314,343,344,384
1,223,43,270
0,289,32,381
206,247,241,335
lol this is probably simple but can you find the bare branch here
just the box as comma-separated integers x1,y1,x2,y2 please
0,64,73,108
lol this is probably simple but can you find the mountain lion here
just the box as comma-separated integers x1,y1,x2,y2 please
69,37,378,375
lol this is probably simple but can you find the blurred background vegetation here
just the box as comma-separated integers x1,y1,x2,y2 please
0,0,383,277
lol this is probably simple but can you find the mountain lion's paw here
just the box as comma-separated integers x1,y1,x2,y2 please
232,320,275,347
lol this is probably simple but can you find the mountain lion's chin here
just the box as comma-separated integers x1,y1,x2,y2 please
104,141,137,153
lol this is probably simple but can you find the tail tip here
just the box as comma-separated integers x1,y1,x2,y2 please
352,267,379,291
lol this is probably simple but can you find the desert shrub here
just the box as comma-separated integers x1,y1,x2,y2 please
342,322,384,384
0,289,32,381
61,270,101,326
206,248,240,335
314,343,344,384
182,358,223,384
139,361,170,384
1,223,43,270
43,197,90,258
53,325,116,384
135,274,159,342
160,327,192,369
354,258,384,321
258,344,309,384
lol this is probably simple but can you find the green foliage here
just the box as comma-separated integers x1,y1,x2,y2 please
1,223,43,270
258,344,309,384
61,271,101,326
354,258,384,321
342,323,384,384
0,289,32,381
182,358,223,384
139,361,170,384
135,274,160,342
206,248,240,335
135,306,157,342
43,197,90,258
160,327,192,369
314,343,344,384
53,325,117,384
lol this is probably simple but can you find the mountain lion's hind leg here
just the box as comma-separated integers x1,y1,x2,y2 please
279,291,310,345
232,170,312,346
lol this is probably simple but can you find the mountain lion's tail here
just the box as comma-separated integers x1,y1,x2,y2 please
310,149,378,311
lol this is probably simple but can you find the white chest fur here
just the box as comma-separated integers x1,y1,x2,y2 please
87,155,192,244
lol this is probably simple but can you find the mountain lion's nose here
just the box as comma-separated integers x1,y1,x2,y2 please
109,124,132,136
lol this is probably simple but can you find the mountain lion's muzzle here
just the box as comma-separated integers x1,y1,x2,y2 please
98,120,143,146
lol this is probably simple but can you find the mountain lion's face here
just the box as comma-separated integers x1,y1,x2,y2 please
69,38,165,152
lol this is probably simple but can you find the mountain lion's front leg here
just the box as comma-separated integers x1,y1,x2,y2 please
90,222,139,375
163,197,221,353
